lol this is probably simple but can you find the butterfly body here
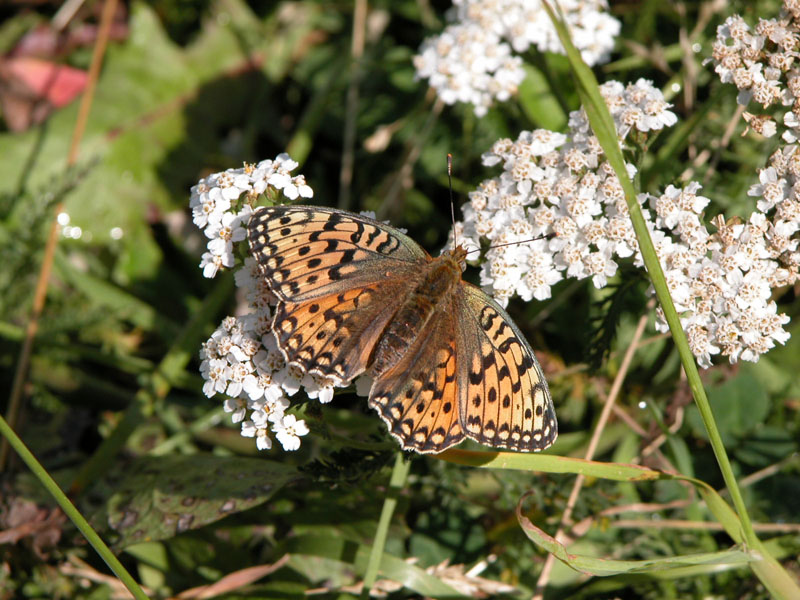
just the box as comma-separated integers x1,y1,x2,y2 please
248,205,557,453
370,249,463,377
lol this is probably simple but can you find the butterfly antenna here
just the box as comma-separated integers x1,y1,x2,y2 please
464,235,549,258
447,154,458,249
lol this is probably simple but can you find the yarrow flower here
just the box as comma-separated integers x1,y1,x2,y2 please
708,2,800,142
452,75,794,368
414,0,620,116
454,79,673,301
193,154,322,452
190,154,313,279
275,414,311,451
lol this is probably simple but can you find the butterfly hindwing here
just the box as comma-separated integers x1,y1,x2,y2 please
369,303,464,453
248,205,428,303
456,284,556,451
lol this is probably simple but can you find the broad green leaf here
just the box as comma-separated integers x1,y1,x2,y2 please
91,454,300,548
686,373,769,445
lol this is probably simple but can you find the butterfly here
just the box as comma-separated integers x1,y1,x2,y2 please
248,205,557,453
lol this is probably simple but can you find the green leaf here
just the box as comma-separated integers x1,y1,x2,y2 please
516,493,753,576
91,454,300,549
517,64,567,130
54,251,181,340
286,534,468,598
734,426,798,467
686,373,769,445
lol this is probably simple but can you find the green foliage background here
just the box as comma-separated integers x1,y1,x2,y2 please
1,1,798,598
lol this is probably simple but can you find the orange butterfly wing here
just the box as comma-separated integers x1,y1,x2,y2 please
456,284,557,451
249,206,427,382
271,283,408,383
249,205,427,302
369,297,464,453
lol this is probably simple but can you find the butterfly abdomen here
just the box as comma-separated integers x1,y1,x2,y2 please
370,254,462,377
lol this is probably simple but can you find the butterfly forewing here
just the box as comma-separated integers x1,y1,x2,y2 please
456,284,556,451
248,206,428,303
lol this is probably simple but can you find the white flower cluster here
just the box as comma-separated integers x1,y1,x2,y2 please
644,189,792,367
414,0,620,116
456,79,675,303
190,154,312,278
199,286,335,451
193,155,325,452
454,77,794,367
709,4,800,138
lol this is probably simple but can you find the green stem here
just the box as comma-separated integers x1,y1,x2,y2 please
360,452,411,598
149,406,227,456
0,414,148,600
596,76,758,551
688,378,755,545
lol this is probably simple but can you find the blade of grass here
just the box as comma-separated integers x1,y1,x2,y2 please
0,413,148,600
439,449,660,481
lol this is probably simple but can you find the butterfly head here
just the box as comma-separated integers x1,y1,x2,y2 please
449,244,469,270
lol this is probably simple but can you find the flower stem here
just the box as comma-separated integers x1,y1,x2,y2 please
360,452,411,598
